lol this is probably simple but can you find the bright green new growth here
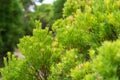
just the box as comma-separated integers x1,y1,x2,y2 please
1,0,120,80
0,52,27,80
71,40,120,80
0,21,62,80
53,0,120,56
48,49,80,80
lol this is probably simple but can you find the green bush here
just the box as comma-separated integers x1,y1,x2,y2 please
71,40,120,80
0,21,62,80
0,52,29,80
1,0,120,80
48,49,84,80
53,0,120,56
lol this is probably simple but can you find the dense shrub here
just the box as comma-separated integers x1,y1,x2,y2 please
48,49,83,80
53,0,120,55
71,40,120,80
0,0,120,80
0,22,63,80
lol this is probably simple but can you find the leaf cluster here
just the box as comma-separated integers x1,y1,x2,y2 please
1,0,120,80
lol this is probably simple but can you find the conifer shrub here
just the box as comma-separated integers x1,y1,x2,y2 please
0,53,30,80
53,0,120,55
0,0,120,80
71,40,120,80
48,49,84,80
0,21,63,80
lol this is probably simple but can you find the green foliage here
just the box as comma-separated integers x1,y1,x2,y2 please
22,3,53,35
22,14,35,35
71,40,120,80
18,21,61,80
52,16,91,53
21,0,43,9
63,0,80,17
53,0,120,55
33,4,53,29
0,21,62,80
19,0,44,36
1,0,120,80
48,49,83,80
53,0,67,20
0,53,30,80
0,0,23,54
18,21,53,70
